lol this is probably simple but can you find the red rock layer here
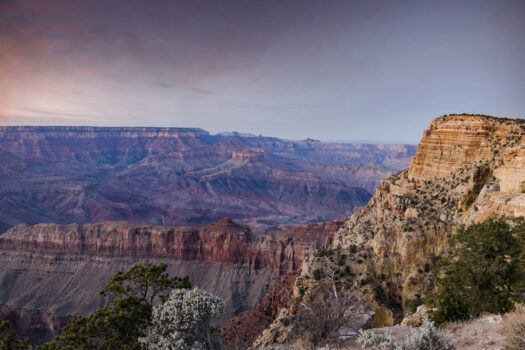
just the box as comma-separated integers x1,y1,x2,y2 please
0,218,310,276
0,218,344,343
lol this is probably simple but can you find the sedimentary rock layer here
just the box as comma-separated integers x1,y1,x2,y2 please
256,114,525,347
0,126,414,233
0,218,343,342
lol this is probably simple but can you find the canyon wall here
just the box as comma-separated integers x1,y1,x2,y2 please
256,114,525,347
0,126,414,233
0,218,343,343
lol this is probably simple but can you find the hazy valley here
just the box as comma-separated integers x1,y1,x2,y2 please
0,126,415,234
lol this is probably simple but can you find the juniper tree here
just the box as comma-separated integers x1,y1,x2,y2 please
39,263,190,350
427,218,525,323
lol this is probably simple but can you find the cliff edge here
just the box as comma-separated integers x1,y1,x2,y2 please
255,114,525,347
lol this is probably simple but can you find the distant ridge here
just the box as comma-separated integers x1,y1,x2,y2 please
0,126,415,233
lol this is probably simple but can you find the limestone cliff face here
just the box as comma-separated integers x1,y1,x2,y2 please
0,218,342,343
408,115,524,182
255,114,525,347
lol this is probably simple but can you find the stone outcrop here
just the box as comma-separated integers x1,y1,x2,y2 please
218,219,345,348
256,114,525,347
408,115,523,182
0,126,415,234
220,272,300,348
0,218,343,343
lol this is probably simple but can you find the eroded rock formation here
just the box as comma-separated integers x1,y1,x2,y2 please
0,126,415,234
256,114,525,347
0,218,343,343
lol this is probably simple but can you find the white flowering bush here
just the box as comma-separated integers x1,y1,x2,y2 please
357,329,402,350
357,319,455,350
403,319,455,350
139,287,225,350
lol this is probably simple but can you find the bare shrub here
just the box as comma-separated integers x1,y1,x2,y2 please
293,292,353,347
499,307,525,350
291,332,316,350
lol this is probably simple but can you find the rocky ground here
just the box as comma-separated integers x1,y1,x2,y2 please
260,315,506,349
346,315,505,350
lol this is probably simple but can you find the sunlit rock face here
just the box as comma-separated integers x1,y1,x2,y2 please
408,115,524,182
0,126,415,234
256,114,525,347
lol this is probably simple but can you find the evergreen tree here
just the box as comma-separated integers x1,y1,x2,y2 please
0,320,32,350
39,263,190,350
428,218,525,323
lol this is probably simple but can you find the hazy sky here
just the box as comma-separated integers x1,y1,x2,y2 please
1,0,524,143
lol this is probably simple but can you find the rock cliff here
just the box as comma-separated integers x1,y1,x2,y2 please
0,218,343,342
255,114,525,347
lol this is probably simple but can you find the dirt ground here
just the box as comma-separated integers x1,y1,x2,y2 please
332,315,505,350
261,314,507,350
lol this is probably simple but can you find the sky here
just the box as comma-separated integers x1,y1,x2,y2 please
1,0,524,143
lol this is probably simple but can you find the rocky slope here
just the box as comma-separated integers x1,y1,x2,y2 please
217,220,344,348
255,114,525,347
0,218,343,342
0,126,415,233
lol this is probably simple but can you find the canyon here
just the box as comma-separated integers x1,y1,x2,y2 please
256,114,525,348
0,126,416,344
0,126,415,234
6,115,524,348
0,218,343,343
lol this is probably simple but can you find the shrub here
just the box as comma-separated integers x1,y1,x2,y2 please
139,288,225,350
293,292,352,347
357,329,401,350
427,219,525,323
403,319,455,350
499,307,525,350
40,263,191,350
0,320,32,349
291,332,316,350
358,318,455,350
406,297,422,314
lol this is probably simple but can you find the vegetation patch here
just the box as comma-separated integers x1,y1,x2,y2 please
426,218,525,323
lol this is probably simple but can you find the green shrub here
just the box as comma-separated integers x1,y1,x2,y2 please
0,320,32,349
427,218,525,323
406,297,422,314
39,263,191,350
